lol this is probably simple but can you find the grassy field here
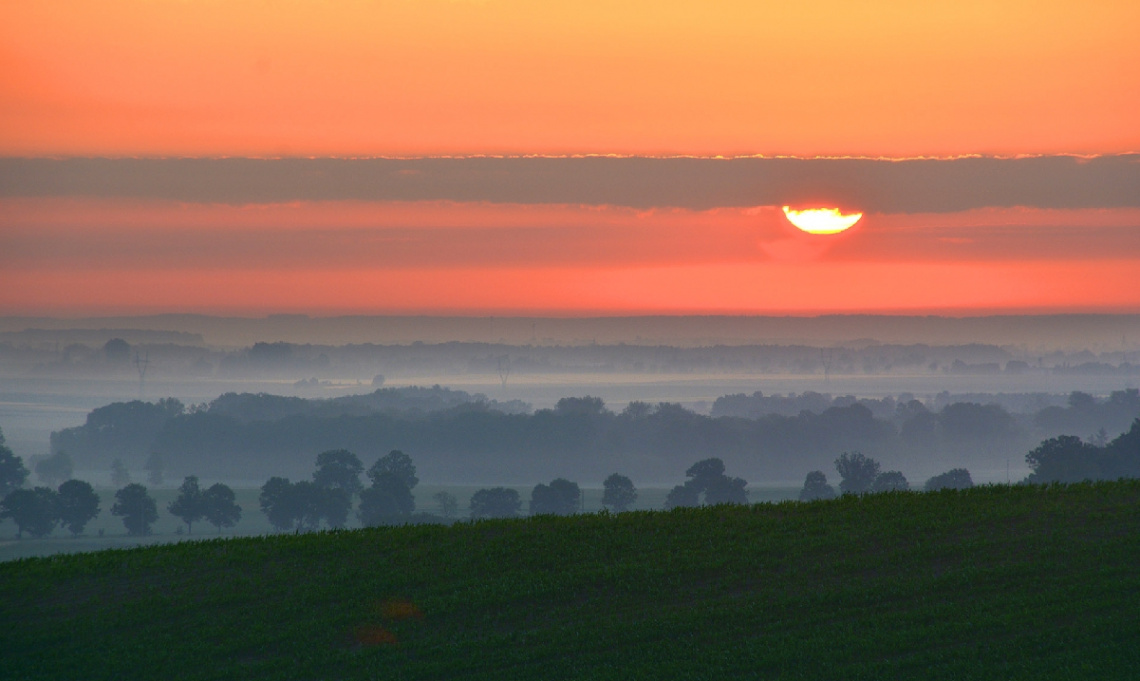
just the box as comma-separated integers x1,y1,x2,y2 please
0,484,801,561
3,481,1139,680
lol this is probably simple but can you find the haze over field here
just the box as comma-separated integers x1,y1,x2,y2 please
3,314,1139,492
3,2,1140,564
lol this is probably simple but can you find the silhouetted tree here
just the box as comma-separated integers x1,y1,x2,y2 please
313,449,364,497
1102,418,1140,480
666,457,748,507
35,451,73,487
168,476,205,534
835,451,880,495
469,487,520,519
685,458,727,487
924,468,974,491
870,470,909,492
274,480,344,530
529,478,580,515
799,471,836,501
704,475,748,505
104,338,131,364
664,481,700,509
56,479,100,536
259,477,299,531
1,487,58,538
368,450,419,490
1025,435,1100,483
314,485,352,529
433,491,458,518
0,427,29,498
201,483,242,533
144,452,164,486
110,459,131,487
602,473,637,512
111,483,158,536
358,472,414,526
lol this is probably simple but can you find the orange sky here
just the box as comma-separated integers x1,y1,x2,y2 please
2,2,1139,316
3,198,1139,315
2,0,1139,157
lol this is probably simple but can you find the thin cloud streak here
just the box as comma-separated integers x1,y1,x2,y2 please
3,156,1139,212
4,200,1139,271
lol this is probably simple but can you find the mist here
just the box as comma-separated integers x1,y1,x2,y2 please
2,315,1138,495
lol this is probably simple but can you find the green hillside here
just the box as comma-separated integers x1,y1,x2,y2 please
3,481,1139,680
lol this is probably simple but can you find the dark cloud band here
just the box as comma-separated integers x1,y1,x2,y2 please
2,155,1138,212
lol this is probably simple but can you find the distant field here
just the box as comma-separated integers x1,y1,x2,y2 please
0,484,802,561
3,481,1139,680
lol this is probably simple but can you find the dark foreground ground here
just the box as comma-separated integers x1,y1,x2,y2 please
3,481,1139,680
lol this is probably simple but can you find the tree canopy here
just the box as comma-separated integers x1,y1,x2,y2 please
34,451,73,487
602,473,637,512
870,470,909,493
111,484,158,536
666,458,748,508
168,476,205,533
368,450,418,491
56,479,101,536
0,427,30,498
259,477,347,531
202,483,242,533
469,487,520,519
529,478,580,516
1,487,58,538
358,472,414,526
799,471,836,501
835,451,881,495
924,468,974,491
313,449,364,496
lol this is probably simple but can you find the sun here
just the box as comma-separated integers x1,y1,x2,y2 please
782,206,863,234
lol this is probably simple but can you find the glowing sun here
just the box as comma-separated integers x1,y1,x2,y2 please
782,206,863,234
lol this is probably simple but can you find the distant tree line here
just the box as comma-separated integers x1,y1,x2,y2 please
52,390,1140,484
798,452,972,502
0,424,245,539
5,416,1140,539
1022,419,1140,483
252,448,640,526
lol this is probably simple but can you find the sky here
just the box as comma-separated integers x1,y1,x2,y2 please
2,1,1139,316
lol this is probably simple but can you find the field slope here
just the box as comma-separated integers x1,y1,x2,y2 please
3,481,1139,680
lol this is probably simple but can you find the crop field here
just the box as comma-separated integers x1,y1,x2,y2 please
3,481,1139,680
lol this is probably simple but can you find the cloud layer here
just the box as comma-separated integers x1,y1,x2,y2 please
3,156,1139,213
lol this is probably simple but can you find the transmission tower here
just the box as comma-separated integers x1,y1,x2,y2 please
820,349,834,383
133,351,150,399
497,355,511,390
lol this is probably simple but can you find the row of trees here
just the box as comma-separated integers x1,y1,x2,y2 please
258,449,424,531
462,473,640,519
1024,419,1140,483
256,449,643,527
0,477,244,539
6,419,1139,537
798,452,975,501
0,480,101,538
0,429,246,539
795,418,1140,500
